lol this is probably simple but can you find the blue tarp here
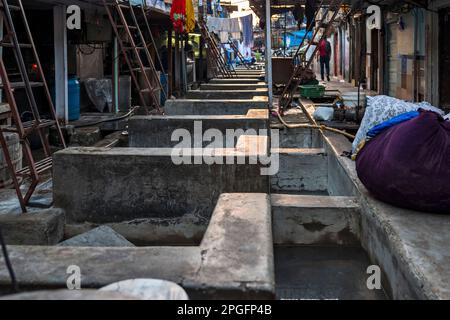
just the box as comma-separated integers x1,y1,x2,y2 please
367,111,420,139
284,30,313,48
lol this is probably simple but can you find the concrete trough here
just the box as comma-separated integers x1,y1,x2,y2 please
0,193,275,299
200,82,267,91
209,78,262,84
218,71,263,77
271,194,360,246
164,97,268,115
316,127,450,299
216,73,263,79
271,148,328,193
128,109,269,148
185,88,268,99
53,141,269,224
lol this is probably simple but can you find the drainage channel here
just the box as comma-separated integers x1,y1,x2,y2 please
274,246,388,300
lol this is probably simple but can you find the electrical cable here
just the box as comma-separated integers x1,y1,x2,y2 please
73,106,138,128
275,108,356,139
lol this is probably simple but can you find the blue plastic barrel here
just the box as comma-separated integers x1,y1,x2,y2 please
68,76,80,121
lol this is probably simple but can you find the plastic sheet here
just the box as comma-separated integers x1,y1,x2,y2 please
84,78,113,113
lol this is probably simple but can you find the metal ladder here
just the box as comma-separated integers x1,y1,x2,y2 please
136,0,168,100
228,40,250,69
0,0,66,212
199,21,235,79
103,0,164,114
278,0,342,112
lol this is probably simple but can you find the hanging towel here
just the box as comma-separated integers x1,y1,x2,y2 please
207,17,239,34
207,0,213,14
239,14,253,47
219,31,229,43
231,32,241,40
170,0,186,33
229,18,240,33
185,0,195,33
207,17,222,33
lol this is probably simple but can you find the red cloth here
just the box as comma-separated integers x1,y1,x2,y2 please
319,39,328,57
170,0,186,33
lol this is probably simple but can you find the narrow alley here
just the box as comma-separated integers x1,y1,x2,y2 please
0,0,449,305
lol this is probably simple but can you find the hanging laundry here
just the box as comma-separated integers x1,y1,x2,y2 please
207,0,213,14
170,0,186,33
185,0,195,33
239,14,253,47
229,18,240,33
219,31,229,43
231,32,241,40
305,0,317,31
207,17,241,37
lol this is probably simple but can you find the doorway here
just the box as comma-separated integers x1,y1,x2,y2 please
439,7,450,111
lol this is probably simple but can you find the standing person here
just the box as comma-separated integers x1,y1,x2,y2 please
318,37,332,82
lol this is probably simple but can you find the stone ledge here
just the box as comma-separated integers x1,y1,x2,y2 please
0,209,65,245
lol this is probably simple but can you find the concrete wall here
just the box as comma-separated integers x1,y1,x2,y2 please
129,110,269,148
53,147,269,223
185,88,268,99
200,83,267,91
271,194,360,246
271,148,328,193
276,127,323,149
164,97,268,115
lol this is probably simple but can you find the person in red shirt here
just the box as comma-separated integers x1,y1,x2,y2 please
319,38,332,81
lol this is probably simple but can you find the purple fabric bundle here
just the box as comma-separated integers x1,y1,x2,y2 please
356,110,450,213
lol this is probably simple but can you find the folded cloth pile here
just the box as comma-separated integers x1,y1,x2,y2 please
352,95,444,154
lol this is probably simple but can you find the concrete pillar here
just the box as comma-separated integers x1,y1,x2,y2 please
265,0,273,108
112,37,119,113
53,5,68,123
168,29,173,97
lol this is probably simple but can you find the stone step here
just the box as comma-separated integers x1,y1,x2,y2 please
271,194,360,246
0,209,65,245
271,148,328,193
